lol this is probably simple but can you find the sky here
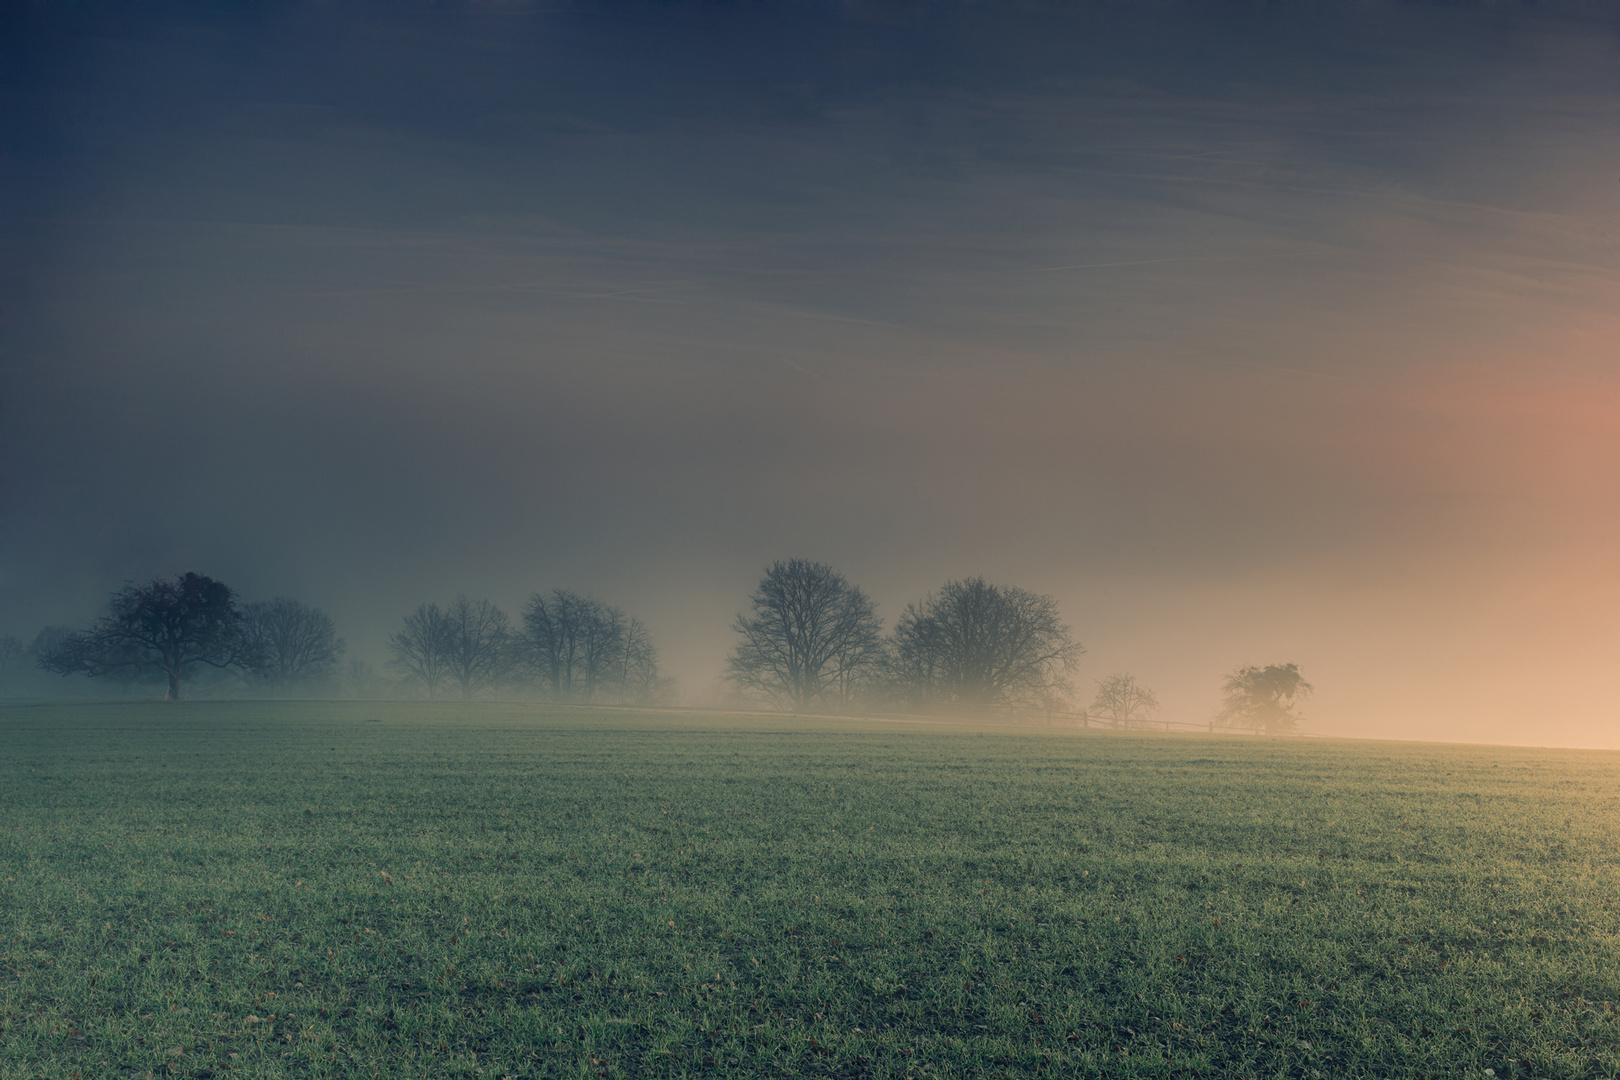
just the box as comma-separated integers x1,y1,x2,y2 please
4,2,1620,745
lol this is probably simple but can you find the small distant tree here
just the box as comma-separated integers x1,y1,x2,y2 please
36,573,258,700
387,603,454,698
726,559,886,711
1215,663,1312,734
241,598,345,694
889,577,1082,708
1090,673,1159,728
441,596,511,700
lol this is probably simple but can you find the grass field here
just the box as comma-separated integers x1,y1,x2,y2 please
3,702,1620,1080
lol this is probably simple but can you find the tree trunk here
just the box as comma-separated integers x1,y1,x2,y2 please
166,669,182,701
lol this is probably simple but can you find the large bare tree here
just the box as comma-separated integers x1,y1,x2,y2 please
726,559,885,711
441,595,511,700
889,577,1082,708
37,572,258,701
387,603,454,698
241,597,345,694
517,589,667,704
519,589,597,702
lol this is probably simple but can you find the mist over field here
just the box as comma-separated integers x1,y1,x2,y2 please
5,3,1620,744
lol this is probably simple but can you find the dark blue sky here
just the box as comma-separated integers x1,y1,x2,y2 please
5,3,1619,742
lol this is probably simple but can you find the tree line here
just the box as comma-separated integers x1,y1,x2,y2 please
14,574,349,700
11,563,1313,732
8,573,672,705
718,559,1310,732
385,591,671,703
724,559,1084,711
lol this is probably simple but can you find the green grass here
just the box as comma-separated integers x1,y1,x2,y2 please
3,702,1620,1079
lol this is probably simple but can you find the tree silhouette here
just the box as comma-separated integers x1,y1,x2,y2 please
388,603,454,698
890,577,1081,708
520,589,612,702
37,573,257,700
614,616,674,705
726,559,885,711
1090,673,1159,728
440,596,511,701
1215,663,1312,734
517,589,668,704
241,598,345,694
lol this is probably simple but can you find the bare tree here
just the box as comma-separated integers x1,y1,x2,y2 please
37,573,258,700
614,617,674,705
889,577,1082,708
518,589,668,704
519,589,590,701
441,595,511,700
241,598,344,694
387,603,454,698
1090,673,1159,728
576,601,625,703
726,559,886,711
1216,663,1312,734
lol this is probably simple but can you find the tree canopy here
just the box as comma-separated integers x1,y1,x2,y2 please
1090,673,1159,728
241,597,345,694
387,602,456,698
517,589,670,704
726,559,886,711
440,596,511,701
37,572,257,700
890,577,1081,708
1216,663,1313,734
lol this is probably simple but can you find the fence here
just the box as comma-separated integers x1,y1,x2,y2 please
515,698,1306,736
849,702,1300,736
